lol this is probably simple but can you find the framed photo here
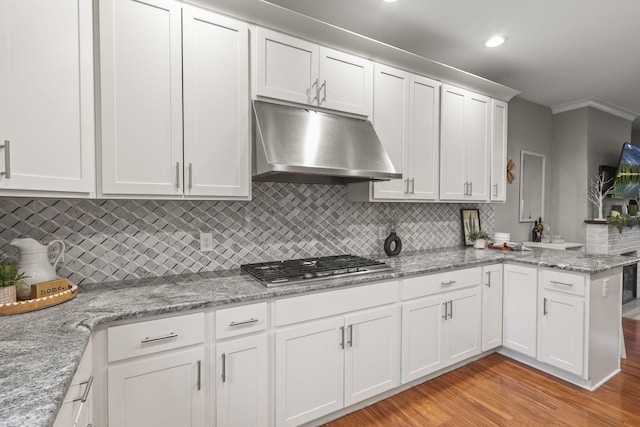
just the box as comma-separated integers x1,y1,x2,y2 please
461,208,481,246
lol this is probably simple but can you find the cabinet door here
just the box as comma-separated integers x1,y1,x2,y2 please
275,317,344,427
318,47,373,116
539,290,585,376
108,347,205,427
408,75,440,201
490,99,508,202
439,84,467,200
216,334,268,427
401,294,445,383
99,0,183,196
445,286,481,366
371,64,409,200
481,264,503,351
182,8,250,198
0,0,94,195
465,92,490,201
54,339,93,427
503,264,538,358
344,305,399,406
255,27,319,106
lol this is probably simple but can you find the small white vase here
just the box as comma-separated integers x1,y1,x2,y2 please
0,285,17,305
473,239,486,249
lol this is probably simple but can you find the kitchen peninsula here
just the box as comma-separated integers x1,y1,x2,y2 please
0,247,635,427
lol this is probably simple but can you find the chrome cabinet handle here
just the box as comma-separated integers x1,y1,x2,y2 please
311,78,319,103
197,360,202,390
442,302,448,319
175,162,180,188
320,80,327,104
543,297,548,316
1,140,10,178
188,163,193,189
405,178,410,194
221,353,226,383
339,326,345,349
440,280,456,287
550,280,573,288
469,181,473,196
493,183,498,197
229,318,259,327
141,332,178,344
410,178,415,194
448,300,453,319
348,324,353,348
485,271,491,287
72,376,94,403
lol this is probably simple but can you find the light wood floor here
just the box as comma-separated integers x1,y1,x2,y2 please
325,318,640,426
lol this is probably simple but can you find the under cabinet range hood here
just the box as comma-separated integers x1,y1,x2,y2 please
252,101,401,184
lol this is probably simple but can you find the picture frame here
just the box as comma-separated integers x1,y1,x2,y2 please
460,208,481,246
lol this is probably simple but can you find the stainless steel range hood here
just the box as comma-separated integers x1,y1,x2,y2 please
252,101,401,184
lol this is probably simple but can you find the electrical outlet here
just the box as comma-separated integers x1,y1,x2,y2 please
603,279,609,297
200,232,214,252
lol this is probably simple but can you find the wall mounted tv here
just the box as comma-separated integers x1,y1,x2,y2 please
611,142,640,199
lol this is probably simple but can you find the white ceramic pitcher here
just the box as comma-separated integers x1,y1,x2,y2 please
10,238,65,285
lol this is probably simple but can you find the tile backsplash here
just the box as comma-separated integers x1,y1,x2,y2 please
0,182,494,284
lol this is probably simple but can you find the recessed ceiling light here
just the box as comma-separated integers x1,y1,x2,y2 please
485,35,507,48
383,0,399,3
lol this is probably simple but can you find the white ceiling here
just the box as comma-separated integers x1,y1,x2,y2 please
260,0,640,128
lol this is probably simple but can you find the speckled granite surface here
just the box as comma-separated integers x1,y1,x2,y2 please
1,247,637,427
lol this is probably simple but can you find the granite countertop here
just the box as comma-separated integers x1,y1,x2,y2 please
1,247,637,427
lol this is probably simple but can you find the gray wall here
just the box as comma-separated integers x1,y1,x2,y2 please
551,108,589,243
632,128,640,146
494,97,553,242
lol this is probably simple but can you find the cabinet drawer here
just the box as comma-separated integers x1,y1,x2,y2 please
215,302,267,340
401,267,482,300
541,270,586,296
108,312,205,362
275,280,398,327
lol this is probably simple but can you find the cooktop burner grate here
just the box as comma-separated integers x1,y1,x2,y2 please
241,255,391,287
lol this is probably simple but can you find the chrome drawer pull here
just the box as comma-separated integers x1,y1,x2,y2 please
442,302,448,319
221,353,226,383
197,360,202,390
1,140,10,178
72,376,94,403
141,332,178,344
441,280,456,287
229,318,259,327
550,280,573,287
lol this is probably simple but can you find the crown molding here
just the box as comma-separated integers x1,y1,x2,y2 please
551,97,638,122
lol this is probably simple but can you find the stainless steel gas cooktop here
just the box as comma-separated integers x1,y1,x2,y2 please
241,255,392,287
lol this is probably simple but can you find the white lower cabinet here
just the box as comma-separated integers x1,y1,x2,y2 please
481,264,503,351
214,302,269,427
401,268,482,384
54,338,93,427
106,313,206,427
502,264,538,358
216,334,268,427
108,347,205,427
274,281,399,427
538,289,585,376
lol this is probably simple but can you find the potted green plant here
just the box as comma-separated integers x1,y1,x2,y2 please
465,218,490,249
0,260,27,304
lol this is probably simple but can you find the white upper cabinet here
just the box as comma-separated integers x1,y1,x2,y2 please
440,84,490,201
99,0,183,196
100,0,250,199
0,0,95,197
490,99,508,202
254,27,373,116
408,74,440,200
370,64,410,200
182,8,250,198
348,66,440,202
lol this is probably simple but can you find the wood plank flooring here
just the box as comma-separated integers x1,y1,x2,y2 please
324,318,640,426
